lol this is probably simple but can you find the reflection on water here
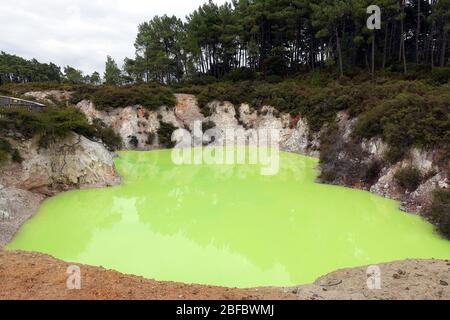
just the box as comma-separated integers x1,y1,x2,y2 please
6,149,450,288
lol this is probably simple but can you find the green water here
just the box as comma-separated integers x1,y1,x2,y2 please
6,149,450,288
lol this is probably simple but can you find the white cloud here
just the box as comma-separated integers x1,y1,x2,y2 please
0,0,227,75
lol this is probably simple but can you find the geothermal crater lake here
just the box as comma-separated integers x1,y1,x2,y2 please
7,149,450,288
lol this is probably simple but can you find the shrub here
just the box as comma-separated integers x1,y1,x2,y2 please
431,67,450,85
69,85,98,104
146,132,156,145
91,119,123,151
394,167,422,192
69,83,176,110
353,91,450,153
383,147,405,164
91,84,175,110
129,136,139,148
2,82,78,96
0,149,8,163
158,122,177,148
0,107,92,148
364,160,383,184
11,149,23,163
202,120,216,131
0,138,22,164
319,170,337,182
428,188,450,239
225,68,255,82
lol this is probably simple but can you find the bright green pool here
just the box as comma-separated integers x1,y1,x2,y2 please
6,149,450,288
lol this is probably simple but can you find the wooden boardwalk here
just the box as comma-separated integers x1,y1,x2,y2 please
0,95,46,111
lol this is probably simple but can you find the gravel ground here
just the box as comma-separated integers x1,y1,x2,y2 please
0,251,449,300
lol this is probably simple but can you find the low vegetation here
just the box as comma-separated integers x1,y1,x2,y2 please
91,119,123,151
158,122,177,148
87,84,176,110
0,138,22,164
0,107,122,152
427,189,450,239
394,167,422,192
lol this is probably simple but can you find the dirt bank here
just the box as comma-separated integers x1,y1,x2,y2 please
0,251,448,300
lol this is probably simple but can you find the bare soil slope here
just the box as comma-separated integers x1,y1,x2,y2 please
0,251,448,300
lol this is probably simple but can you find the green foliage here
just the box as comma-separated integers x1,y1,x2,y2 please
202,120,216,132
129,15,185,84
90,84,175,110
122,0,449,84
0,138,22,164
428,188,450,239
146,132,156,145
90,72,102,85
353,86,450,155
394,167,422,192
364,160,383,184
11,149,23,163
158,122,177,148
64,66,85,84
0,51,61,84
0,107,92,148
431,67,450,85
129,136,139,148
91,119,123,151
0,107,122,151
383,146,405,165
180,78,449,154
1,82,79,96
104,56,122,85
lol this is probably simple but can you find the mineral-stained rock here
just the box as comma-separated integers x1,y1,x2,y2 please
0,187,45,246
24,90,72,104
0,134,119,192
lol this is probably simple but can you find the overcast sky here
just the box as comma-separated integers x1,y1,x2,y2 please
0,0,227,75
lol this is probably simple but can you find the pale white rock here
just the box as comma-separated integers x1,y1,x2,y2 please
0,186,46,247
238,104,259,128
361,138,388,159
0,134,119,191
75,100,162,149
336,111,357,143
24,90,72,104
409,148,435,173
409,173,447,210
283,117,320,157
370,163,403,199
174,94,205,131
158,106,182,128
0,210,10,220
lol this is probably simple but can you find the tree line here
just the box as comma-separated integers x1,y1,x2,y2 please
123,0,449,83
0,52,120,86
1,1,448,86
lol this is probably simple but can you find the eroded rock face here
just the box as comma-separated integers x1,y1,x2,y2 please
24,90,72,105
0,186,45,246
75,101,179,150
368,147,448,213
75,95,319,154
0,134,119,192
0,133,119,247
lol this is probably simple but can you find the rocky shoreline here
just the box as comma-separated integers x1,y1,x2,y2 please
0,133,120,247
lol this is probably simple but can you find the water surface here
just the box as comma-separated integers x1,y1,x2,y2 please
7,150,450,288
